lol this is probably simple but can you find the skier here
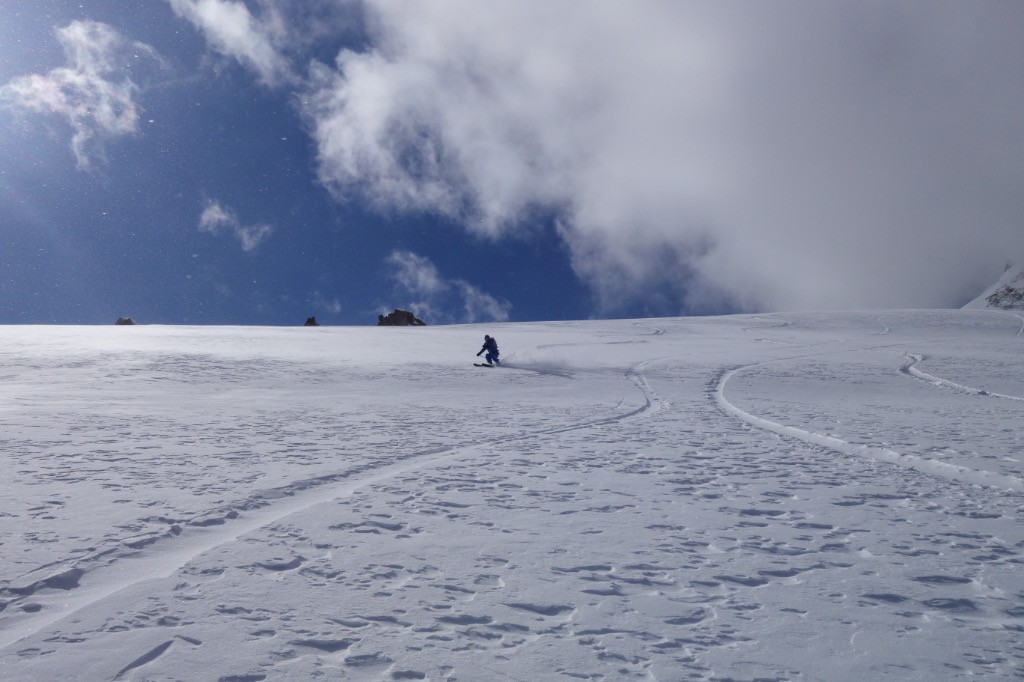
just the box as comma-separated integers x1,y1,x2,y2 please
476,334,500,366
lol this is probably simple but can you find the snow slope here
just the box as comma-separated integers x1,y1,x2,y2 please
1,311,1023,681
964,261,1024,310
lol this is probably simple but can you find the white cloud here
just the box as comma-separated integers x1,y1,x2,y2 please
236,224,274,252
310,291,342,315
198,200,274,252
198,201,233,233
167,0,296,86
302,1,1024,313
0,21,159,170
455,281,512,324
385,250,511,323
385,250,446,297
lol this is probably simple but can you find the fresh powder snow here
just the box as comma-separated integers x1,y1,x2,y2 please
1,310,1023,680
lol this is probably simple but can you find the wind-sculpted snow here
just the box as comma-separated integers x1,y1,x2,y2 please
0,312,1022,680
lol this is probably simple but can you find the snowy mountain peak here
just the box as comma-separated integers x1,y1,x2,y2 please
963,260,1024,310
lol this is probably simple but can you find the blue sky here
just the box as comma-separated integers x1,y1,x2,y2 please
2,2,1023,325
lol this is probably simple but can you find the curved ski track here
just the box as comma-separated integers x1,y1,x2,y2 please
0,366,660,651
901,354,1024,402
713,355,1024,494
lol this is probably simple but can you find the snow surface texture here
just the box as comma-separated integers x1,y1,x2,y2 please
964,261,1024,311
1,311,1023,681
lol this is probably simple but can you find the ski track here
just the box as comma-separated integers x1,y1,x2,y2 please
500,363,575,379
977,308,1024,339
901,353,1024,402
0,367,659,651
714,358,1024,493
1003,310,1024,338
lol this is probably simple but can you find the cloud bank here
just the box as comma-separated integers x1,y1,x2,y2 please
298,1,1024,313
386,250,511,323
199,200,274,252
0,21,160,169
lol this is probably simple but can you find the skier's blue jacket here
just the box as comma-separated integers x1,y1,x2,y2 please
478,336,499,364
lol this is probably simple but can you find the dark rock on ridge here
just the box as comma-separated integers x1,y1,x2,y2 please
377,309,426,326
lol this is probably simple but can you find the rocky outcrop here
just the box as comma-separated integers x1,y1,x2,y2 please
963,260,1024,311
377,309,426,326
986,283,1024,309
115,317,136,325
304,316,320,326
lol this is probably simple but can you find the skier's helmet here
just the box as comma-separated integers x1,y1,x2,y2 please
484,334,490,340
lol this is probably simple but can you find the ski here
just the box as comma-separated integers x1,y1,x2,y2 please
474,363,495,368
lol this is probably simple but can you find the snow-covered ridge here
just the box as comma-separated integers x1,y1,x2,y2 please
0,312,1022,680
964,260,1024,310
